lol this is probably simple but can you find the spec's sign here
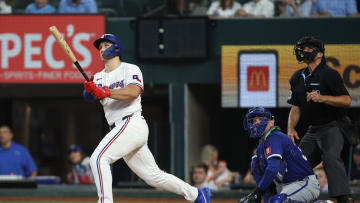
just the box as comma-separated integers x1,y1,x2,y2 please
0,15,105,83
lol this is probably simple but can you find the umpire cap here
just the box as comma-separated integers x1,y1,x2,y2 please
295,36,325,53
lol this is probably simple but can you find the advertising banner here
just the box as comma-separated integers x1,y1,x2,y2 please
0,15,105,83
222,45,360,107
238,51,277,107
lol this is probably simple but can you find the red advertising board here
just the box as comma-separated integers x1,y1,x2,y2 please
0,15,105,83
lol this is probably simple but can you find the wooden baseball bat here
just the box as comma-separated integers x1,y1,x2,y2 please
49,26,90,81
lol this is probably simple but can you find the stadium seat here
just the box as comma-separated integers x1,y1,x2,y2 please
122,0,145,17
98,0,124,17
238,0,252,4
12,0,33,14
142,0,164,16
49,0,60,9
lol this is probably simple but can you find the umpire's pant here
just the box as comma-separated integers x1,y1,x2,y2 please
299,121,350,197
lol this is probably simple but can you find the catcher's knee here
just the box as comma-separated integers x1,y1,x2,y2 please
270,194,304,203
270,194,288,203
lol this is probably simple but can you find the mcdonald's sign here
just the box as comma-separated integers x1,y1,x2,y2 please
247,66,269,91
236,51,277,108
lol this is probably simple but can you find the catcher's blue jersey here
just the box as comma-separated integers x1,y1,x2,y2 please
254,127,314,184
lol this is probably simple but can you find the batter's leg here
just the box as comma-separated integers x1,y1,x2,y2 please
124,144,199,201
89,116,148,203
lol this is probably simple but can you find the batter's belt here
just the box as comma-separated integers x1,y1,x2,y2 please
109,113,134,130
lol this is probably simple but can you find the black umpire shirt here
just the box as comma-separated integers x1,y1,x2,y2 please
287,62,350,126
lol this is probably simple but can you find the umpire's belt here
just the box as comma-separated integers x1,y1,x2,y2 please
109,113,134,130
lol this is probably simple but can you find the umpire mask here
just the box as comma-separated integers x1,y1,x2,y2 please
294,36,325,63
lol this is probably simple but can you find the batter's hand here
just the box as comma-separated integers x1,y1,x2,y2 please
287,128,299,143
84,75,95,93
92,86,111,99
306,90,323,103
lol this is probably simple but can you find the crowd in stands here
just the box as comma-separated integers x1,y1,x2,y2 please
0,0,358,17
66,144,94,184
1,125,360,190
0,124,93,185
204,0,359,18
188,143,360,192
0,125,38,178
315,167,328,193
190,144,242,191
350,144,360,183
0,0,98,14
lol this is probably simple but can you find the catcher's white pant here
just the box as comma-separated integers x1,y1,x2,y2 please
89,112,198,203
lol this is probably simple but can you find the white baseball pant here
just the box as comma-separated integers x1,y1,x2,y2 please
89,113,198,203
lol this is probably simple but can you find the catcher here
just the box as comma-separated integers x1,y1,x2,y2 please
238,107,320,203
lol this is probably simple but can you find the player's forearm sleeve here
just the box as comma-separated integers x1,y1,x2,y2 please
83,90,97,102
258,158,281,191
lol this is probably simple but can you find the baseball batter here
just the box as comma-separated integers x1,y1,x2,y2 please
82,34,211,203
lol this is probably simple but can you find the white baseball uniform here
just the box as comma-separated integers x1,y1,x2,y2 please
88,62,198,203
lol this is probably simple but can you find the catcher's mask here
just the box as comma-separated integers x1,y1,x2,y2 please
294,36,325,63
243,107,274,139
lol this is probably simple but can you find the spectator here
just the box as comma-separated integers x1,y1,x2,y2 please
58,0,98,14
200,144,218,180
67,144,94,184
311,0,358,17
243,169,255,184
207,0,242,18
237,0,275,18
350,144,360,181
0,0,11,13
243,148,256,184
315,167,329,193
165,0,186,15
25,0,56,14
208,160,239,190
190,163,218,190
188,0,209,16
275,0,314,17
0,125,37,178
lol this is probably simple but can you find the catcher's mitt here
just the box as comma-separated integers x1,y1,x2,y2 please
238,190,261,203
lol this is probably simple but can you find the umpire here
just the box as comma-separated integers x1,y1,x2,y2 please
287,36,352,203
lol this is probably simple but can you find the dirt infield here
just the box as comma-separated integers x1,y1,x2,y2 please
0,197,237,203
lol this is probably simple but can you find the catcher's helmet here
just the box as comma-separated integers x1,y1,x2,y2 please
243,107,274,139
294,36,325,63
93,34,123,58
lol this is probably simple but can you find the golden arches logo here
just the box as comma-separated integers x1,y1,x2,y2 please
247,67,269,91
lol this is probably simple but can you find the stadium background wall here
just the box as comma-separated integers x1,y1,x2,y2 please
1,17,360,190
